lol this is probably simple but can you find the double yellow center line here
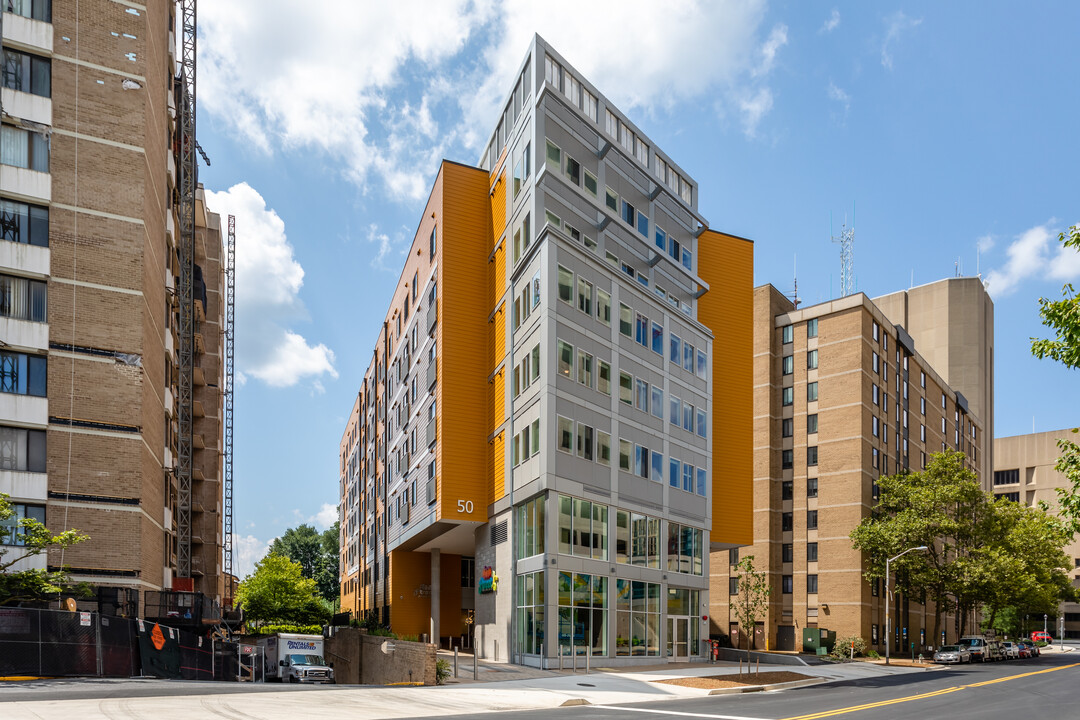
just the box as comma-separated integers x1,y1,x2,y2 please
781,662,1080,720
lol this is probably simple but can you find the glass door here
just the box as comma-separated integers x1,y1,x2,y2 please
667,617,689,660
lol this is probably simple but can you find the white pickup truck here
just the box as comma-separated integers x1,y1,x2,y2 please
258,633,335,683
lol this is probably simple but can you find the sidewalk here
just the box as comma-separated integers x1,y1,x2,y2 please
1,656,933,720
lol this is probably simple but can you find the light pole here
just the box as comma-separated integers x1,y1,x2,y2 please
1044,614,1048,635
885,546,928,665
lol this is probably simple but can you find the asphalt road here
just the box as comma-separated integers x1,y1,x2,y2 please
426,653,1080,720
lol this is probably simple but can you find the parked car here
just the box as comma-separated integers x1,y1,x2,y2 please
1001,641,1020,659
1031,631,1052,644
1016,642,1031,658
958,636,990,662
933,645,972,664
1029,641,1041,657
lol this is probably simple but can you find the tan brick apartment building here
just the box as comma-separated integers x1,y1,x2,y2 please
0,0,225,610
994,429,1080,639
710,278,991,653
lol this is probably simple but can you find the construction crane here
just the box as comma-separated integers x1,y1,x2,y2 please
224,215,236,604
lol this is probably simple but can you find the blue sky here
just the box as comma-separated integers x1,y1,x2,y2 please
193,1,1080,576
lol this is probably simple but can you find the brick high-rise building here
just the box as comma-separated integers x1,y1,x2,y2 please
339,35,754,666
0,1,225,611
709,279,990,653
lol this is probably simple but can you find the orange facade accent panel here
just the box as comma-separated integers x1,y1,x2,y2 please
436,163,493,523
389,549,430,637
697,230,754,546
492,430,505,503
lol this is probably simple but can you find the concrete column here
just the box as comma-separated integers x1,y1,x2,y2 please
431,549,441,647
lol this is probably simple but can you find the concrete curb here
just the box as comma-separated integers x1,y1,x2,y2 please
560,698,591,706
707,676,826,696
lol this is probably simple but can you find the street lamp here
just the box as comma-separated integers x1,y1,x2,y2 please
885,546,928,665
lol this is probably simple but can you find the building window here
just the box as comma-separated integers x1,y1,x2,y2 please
807,542,818,562
807,446,818,466
0,274,47,322
873,352,880,374
0,351,47,396
807,575,819,594
782,418,793,437
807,349,818,370
0,425,46,472
782,481,793,500
1,125,49,172
5,0,51,22
515,496,546,558
921,371,926,388
782,387,794,406
782,575,793,594
781,512,793,532
596,288,611,325
729,577,739,595
807,510,818,530
807,318,818,338
0,502,45,546
577,278,593,315
872,322,880,342
807,478,818,498
782,355,793,375
2,49,51,98
651,322,663,355
619,372,633,406
598,360,611,395
807,414,818,434
782,325,793,344
619,304,633,337
557,416,573,453
516,569,546,655
807,382,818,402
634,313,649,347
0,200,48,247
993,469,1020,486
556,340,573,378
667,522,704,576
615,578,659,657
872,624,879,644
635,379,648,413
782,543,793,563
558,495,608,561
782,449,793,470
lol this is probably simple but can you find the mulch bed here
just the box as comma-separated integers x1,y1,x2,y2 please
656,671,813,689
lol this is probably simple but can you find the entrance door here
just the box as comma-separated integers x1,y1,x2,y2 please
667,617,689,660
777,625,795,651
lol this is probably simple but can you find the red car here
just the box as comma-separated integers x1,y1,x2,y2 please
1031,631,1052,644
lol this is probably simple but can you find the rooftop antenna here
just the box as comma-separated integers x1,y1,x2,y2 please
831,206,855,297
787,254,801,307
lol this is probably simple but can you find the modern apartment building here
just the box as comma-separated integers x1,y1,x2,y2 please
709,279,988,653
338,35,753,666
994,429,1080,639
0,1,225,610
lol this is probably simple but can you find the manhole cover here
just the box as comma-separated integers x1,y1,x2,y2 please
577,683,595,687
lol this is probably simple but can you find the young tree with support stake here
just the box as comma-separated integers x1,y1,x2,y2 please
731,555,770,675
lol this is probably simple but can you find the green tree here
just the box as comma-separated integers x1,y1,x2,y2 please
1030,225,1080,537
851,451,991,642
731,555,769,671
0,492,88,606
267,521,340,603
236,553,323,629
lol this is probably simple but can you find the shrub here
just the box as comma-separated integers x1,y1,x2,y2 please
435,658,451,685
829,636,868,660
253,623,322,636
867,649,880,659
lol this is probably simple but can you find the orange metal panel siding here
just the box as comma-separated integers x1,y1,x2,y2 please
437,163,492,522
697,230,754,546
492,427,505,502
389,549,430,636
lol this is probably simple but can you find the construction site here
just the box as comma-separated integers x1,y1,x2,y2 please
0,0,236,633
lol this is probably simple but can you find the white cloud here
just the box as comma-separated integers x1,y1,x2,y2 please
976,234,995,253
312,503,339,531
827,81,851,120
881,11,923,70
738,88,774,138
202,1,785,199
753,25,789,77
820,8,841,33
984,223,1080,296
231,533,271,580
204,183,338,389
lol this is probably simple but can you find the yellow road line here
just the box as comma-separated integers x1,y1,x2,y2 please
782,662,1080,720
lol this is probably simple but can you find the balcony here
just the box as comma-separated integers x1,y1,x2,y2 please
0,165,50,204
426,417,436,448
427,300,437,334
1,89,51,126
0,393,47,426
0,240,48,277
427,357,437,390
0,317,47,351
1,12,53,54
